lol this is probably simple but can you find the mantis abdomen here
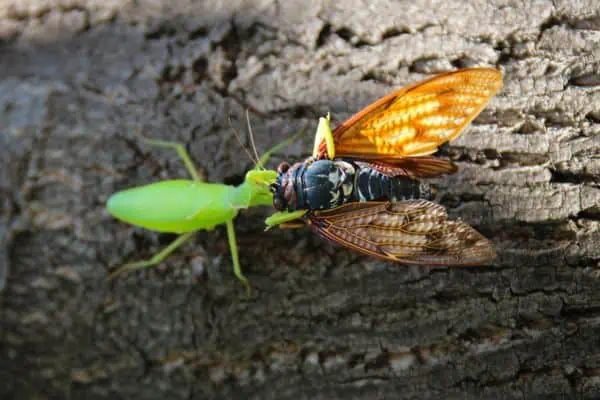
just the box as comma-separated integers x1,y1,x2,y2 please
107,180,237,233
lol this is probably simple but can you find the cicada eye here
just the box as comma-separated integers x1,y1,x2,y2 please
269,183,277,193
277,162,290,174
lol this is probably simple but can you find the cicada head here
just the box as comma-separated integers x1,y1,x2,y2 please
271,161,297,211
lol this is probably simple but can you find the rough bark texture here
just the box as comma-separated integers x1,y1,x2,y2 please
2,0,600,398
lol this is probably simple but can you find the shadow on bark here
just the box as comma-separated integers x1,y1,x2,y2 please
2,1,600,399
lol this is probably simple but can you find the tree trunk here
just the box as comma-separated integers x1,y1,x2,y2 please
2,0,600,398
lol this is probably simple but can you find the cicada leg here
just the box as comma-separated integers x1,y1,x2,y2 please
264,210,308,231
278,220,306,229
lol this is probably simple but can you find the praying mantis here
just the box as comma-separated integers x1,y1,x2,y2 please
106,123,304,295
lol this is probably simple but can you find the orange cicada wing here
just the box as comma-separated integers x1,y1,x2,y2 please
307,200,496,266
318,68,503,164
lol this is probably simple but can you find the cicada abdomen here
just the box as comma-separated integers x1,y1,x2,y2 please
272,159,433,212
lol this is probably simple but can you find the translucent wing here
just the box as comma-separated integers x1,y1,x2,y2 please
318,68,503,164
307,200,496,265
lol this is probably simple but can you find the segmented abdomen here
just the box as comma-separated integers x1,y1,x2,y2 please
353,165,432,202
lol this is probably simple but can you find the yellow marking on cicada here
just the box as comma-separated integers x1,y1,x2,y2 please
312,112,336,159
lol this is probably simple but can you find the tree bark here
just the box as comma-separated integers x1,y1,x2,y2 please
2,0,600,398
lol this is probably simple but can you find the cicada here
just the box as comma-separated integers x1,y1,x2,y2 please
266,68,503,266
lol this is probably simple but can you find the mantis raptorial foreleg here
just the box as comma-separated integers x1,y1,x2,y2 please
139,138,203,182
108,232,195,279
311,113,335,159
256,126,307,168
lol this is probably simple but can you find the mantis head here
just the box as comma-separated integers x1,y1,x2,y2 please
242,169,278,207
231,110,307,207
245,169,278,186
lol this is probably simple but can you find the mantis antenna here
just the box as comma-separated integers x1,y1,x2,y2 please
246,109,262,167
228,115,261,168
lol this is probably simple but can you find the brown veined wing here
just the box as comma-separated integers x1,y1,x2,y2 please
317,68,503,177
306,200,496,266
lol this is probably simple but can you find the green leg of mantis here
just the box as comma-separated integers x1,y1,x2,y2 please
108,232,195,279
225,219,252,296
256,125,308,168
138,137,203,182
311,113,335,159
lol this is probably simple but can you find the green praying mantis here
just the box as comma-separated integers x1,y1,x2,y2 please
106,121,304,295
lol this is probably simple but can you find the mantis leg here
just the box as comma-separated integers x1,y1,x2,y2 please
264,210,308,230
256,125,308,169
108,232,195,279
311,113,336,159
139,138,203,182
225,219,252,296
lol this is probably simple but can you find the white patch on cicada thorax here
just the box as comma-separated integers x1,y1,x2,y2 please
341,181,353,198
337,161,356,198
326,168,342,207
327,169,340,185
325,161,356,207
329,189,340,207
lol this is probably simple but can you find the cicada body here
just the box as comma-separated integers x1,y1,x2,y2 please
272,159,433,212
268,68,503,266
